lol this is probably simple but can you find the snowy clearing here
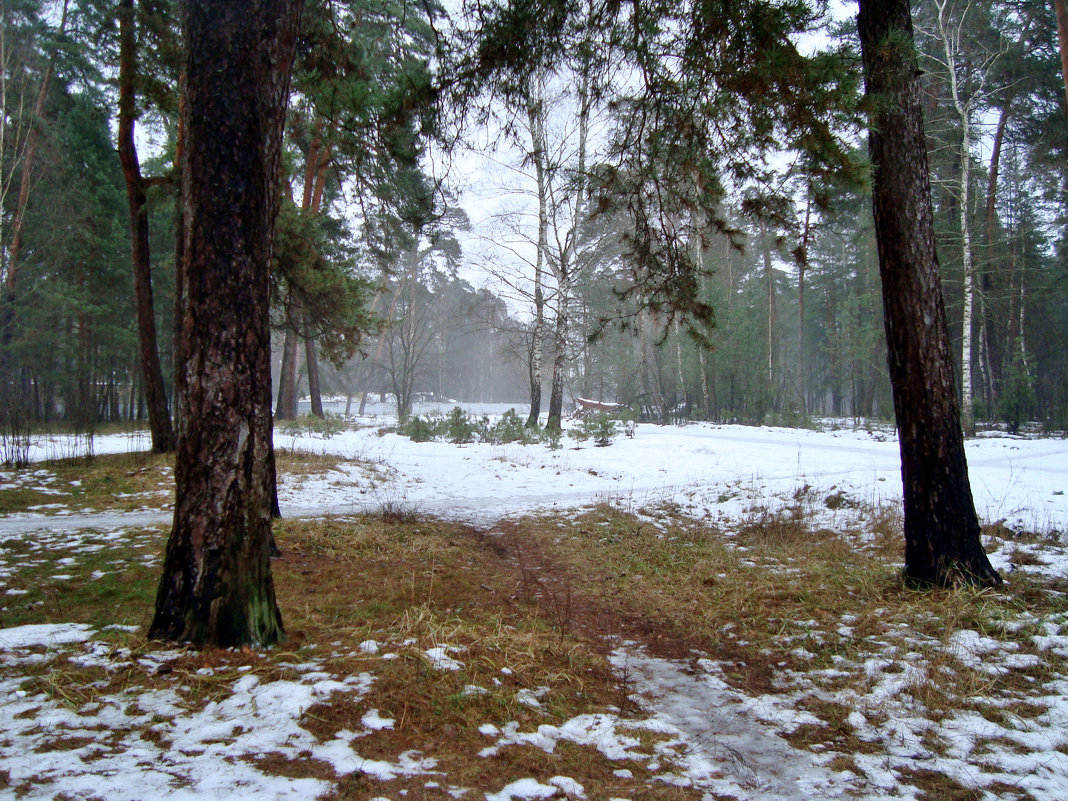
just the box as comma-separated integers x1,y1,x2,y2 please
2,415,1067,800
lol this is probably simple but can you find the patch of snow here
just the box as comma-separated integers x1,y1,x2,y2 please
361,708,395,730
0,623,94,649
610,646,860,800
425,645,465,671
486,777,560,800
548,775,585,798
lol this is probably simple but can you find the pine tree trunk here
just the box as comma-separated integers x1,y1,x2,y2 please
978,307,994,419
797,264,807,415
297,122,330,417
640,311,667,424
150,0,302,647
173,71,187,436
857,0,1000,588
1055,0,1068,113
275,332,292,415
797,196,812,416
119,0,175,453
275,306,301,419
304,311,323,417
760,222,776,393
673,321,686,419
983,102,1010,412
699,347,712,420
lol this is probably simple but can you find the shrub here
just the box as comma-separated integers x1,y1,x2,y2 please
445,407,477,444
489,409,532,444
281,413,346,439
570,413,620,447
543,426,563,450
404,415,435,442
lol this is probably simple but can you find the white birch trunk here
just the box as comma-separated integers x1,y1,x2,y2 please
937,0,980,434
526,79,548,427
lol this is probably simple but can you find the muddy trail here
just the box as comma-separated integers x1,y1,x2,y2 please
446,519,865,801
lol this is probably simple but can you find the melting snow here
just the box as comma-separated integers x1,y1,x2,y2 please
2,417,1067,798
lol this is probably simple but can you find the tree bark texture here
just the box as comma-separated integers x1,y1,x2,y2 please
760,222,776,389
293,123,331,416
304,310,323,417
546,300,567,431
857,0,1000,587
982,102,1010,411
1055,0,1068,113
526,88,548,429
173,70,187,437
150,0,302,646
275,307,300,420
118,0,175,453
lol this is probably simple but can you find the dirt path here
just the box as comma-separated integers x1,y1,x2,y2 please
459,520,866,801
0,501,866,799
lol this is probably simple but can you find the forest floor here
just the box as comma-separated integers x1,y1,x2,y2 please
1,420,1068,800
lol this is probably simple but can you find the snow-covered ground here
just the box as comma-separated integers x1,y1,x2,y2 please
2,415,1067,800
12,408,1067,539
280,416,1066,538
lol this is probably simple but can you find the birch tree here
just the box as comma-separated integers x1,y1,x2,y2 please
925,0,1003,434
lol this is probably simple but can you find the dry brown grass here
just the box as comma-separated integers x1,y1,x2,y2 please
501,504,909,665
3,463,1066,799
0,504,720,797
0,449,365,517
273,449,349,478
1,452,174,513
265,515,701,796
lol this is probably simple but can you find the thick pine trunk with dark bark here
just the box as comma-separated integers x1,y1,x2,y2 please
857,0,1000,588
119,0,175,454
150,0,302,647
